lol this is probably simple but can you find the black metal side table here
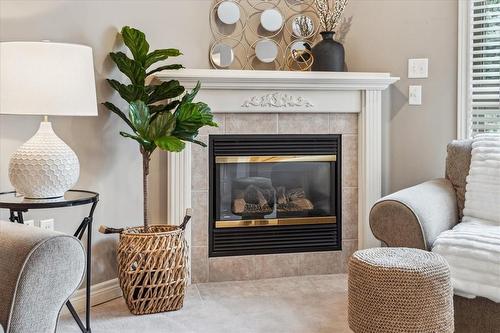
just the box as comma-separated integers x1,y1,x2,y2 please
0,189,99,333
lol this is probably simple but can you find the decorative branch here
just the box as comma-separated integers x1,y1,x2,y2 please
315,0,349,32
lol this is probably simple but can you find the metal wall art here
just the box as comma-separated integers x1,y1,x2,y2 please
209,0,320,71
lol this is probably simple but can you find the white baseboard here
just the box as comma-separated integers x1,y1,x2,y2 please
62,278,122,314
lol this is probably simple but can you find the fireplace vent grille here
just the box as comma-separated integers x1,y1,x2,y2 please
212,224,340,256
211,134,339,155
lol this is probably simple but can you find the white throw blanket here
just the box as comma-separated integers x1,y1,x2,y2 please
433,134,500,302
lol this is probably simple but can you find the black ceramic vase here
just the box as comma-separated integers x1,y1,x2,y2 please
311,31,345,72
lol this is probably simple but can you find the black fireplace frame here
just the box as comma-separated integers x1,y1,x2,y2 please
208,134,342,257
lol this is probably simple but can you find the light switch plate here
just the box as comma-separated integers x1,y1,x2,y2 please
40,218,55,231
409,85,422,105
408,58,428,78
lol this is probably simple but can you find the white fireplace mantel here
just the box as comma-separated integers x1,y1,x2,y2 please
157,69,399,250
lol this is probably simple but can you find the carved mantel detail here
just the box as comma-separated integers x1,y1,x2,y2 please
241,92,314,108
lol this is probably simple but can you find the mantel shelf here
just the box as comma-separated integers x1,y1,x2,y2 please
156,69,399,91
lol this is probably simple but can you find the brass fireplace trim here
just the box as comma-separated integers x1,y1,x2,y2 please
215,216,336,228
215,155,336,164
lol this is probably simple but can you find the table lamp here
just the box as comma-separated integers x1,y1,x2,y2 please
0,41,98,199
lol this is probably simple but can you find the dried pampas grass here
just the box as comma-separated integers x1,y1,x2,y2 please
315,0,349,32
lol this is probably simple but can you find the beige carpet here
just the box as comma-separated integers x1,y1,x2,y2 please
58,274,352,333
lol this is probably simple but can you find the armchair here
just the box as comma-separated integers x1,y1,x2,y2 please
0,221,85,333
370,140,500,333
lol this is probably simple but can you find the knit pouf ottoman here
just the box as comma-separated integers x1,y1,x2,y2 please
348,247,454,333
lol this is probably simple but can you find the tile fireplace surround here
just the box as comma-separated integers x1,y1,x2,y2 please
157,69,399,283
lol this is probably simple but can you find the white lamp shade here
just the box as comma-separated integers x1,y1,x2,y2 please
0,41,98,116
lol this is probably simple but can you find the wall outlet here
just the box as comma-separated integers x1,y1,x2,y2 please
408,58,428,78
409,85,422,105
39,218,55,231
24,219,35,227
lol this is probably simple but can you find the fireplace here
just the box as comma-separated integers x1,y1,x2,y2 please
209,134,342,257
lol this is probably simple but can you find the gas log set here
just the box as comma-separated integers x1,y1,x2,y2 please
231,177,314,217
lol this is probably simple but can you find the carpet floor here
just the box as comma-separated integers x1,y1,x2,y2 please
58,274,352,333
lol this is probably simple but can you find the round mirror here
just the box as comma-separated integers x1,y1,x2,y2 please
210,43,235,68
260,9,283,32
255,39,278,63
290,41,311,62
217,1,240,25
291,15,314,38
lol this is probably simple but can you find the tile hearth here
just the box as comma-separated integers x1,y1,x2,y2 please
190,113,358,283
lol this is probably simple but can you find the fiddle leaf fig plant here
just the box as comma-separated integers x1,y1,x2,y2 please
104,26,217,229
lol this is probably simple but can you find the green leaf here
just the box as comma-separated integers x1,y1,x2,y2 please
149,100,181,114
181,137,207,147
181,81,201,104
155,135,185,152
147,112,176,141
128,101,150,137
110,52,146,85
144,48,182,69
175,101,217,127
147,80,185,104
121,26,149,64
102,102,135,131
172,101,217,142
146,64,184,77
106,79,147,103
120,131,155,151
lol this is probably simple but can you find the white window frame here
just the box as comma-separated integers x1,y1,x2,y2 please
458,0,500,139
457,0,472,140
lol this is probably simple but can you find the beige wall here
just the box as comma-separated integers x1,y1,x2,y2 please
0,0,457,285
343,0,458,193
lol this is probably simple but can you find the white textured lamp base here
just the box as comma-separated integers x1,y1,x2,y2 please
8,121,80,199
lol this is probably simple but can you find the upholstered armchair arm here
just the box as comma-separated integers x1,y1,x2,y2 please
0,221,85,333
369,179,458,250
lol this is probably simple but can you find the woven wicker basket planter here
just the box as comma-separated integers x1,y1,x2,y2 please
117,225,189,315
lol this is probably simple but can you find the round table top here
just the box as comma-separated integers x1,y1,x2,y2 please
0,190,99,210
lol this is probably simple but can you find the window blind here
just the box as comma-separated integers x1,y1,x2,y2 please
470,0,500,134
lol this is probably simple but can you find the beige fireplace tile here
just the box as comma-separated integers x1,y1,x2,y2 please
341,239,359,273
225,113,277,134
277,113,329,134
191,135,208,191
297,251,343,275
192,191,208,247
254,253,299,279
329,113,358,134
342,134,358,187
191,246,208,283
342,187,358,240
209,256,256,282
199,114,225,135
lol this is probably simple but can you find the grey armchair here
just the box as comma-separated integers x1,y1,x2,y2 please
0,221,85,333
370,140,500,333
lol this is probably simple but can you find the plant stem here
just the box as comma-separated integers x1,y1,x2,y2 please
141,149,151,231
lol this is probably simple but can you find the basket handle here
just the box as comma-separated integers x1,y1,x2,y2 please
98,225,124,234
179,208,192,230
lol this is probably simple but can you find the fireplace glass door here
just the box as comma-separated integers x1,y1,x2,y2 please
215,155,336,228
